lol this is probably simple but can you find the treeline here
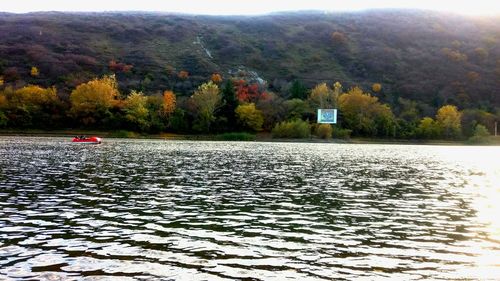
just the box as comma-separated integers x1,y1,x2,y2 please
0,75,497,141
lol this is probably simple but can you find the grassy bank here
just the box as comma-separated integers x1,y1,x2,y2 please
1,129,499,145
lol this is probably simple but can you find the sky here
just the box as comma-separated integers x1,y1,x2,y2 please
1,0,499,16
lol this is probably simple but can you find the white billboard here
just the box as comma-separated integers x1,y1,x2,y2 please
317,109,337,124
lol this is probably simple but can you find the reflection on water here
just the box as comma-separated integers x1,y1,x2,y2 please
0,137,499,280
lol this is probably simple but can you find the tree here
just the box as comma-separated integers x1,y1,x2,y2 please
178,70,189,79
372,83,382,93
211,73,222,83
416,117,439,139
289,80,307,100
436,105,462,138
1,85,62,128
256,92,286,131
30,66,39,77
0,76,4,86
308,83,337,109
190,81,221,132
162,90,176,116
235,103,264,131
123,91,149,131
331,31,348,44
441,48,467,62
235,80,267,103
218,79,238,130
461,109,495,137
109,60,133,73
146,95,167,133
338,87,395,136
284,99,311,120
397,98,419,123
70,75,119,126
474,47,488,60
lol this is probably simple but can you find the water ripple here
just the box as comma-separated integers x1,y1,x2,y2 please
0,137,499,280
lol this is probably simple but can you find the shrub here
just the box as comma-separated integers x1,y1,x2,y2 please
110,130,138,138
217,132,256,141
0,111,7,128
272,119,310,138
468,124,492,144
315,124,332,139
332,127,352,139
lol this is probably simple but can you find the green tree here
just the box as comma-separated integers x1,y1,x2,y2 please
436,105,462,138
461,109,495,137
235,103,264,131
170,108,189,132
416,117,440,139
146,95,167,133
289,80,307,100
218,79,238,130
123,91,149,131
284,98,311,120
190,81,221,132
468,124,492,143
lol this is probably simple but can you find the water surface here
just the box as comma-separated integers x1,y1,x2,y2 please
0,137,499,280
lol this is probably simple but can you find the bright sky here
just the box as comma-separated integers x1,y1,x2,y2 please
1,0,499,16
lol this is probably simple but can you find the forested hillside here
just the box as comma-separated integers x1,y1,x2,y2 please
0,10,498,139
0,11,498,105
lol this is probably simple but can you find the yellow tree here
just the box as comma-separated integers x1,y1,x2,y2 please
12,85,58,106
436,105,462,138
0,76,4,86
309,83,336,109
235,103,264,131
1,85,60,128
190,81,221,132
70,75,119,125
30,66,39,77
372,83,382,93
338,87,395,136
162,90,176,116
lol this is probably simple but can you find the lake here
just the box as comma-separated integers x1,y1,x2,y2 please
0,137,499,280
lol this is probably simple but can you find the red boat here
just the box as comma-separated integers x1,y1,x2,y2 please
72,136,102,144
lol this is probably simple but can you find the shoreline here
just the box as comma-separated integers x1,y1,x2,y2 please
1,129,499,146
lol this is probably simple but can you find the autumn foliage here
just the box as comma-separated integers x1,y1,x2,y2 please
30,67,39,77
69,75,120,125
372,83,382,93
162,90,176,115
109,60,133,73
235,80,268,103
211,73,222,83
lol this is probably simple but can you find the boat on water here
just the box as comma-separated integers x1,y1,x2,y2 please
72,136,102,144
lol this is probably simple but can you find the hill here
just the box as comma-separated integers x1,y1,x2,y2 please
0,10,499,111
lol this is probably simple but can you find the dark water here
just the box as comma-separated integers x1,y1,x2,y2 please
0,137,499,280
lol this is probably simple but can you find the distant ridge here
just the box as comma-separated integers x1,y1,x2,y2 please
0,10,498,110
